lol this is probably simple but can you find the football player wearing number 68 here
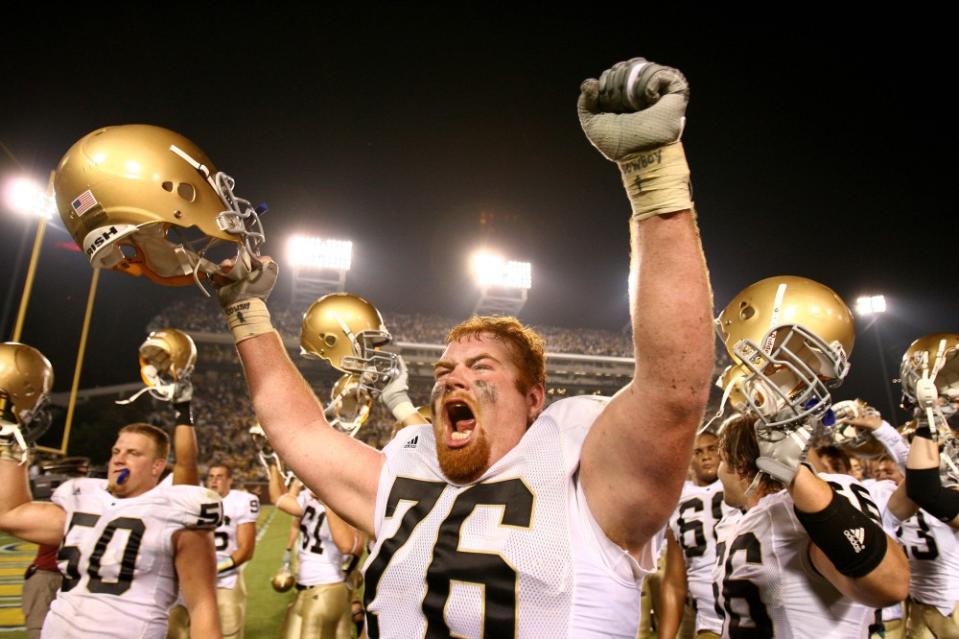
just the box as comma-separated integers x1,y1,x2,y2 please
0,346,224,639
660,429,737,639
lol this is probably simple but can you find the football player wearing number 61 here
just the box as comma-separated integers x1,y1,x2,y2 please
0,391,224,639
268,463,361,639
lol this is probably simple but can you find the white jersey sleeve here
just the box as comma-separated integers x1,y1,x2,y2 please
43,479,223,639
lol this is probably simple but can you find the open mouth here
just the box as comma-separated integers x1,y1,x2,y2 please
444,399,477,447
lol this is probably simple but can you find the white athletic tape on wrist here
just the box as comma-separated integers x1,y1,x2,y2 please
224,298,275,343
391,401,418,422
618,142,693,220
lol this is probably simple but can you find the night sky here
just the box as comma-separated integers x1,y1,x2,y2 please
1,9,954,422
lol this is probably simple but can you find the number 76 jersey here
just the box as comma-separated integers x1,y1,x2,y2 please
44,477,223,639
362,396,656,639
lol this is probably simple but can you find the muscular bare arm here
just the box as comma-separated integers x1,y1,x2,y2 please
658,531,689,639
582,212,714,555
792,467,909,607
237,333,382,535
0,458,65,545
172,424,199,486
174,528,221,639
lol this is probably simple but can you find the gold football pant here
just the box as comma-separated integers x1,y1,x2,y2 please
906,601,959,639
166,575,247,639
281,581,351,639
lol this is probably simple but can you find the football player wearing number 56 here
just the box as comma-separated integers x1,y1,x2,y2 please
0,358,224,639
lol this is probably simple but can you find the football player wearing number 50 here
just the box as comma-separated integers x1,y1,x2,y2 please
0,392,224,639
213,54,714,639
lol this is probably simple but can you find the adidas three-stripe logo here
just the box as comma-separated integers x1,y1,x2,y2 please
843,527,865,553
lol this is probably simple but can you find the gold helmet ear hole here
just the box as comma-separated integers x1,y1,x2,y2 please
323,334,337,348
739,304,755,321
161,181,174,192
119,244,137,259
176,183,196,202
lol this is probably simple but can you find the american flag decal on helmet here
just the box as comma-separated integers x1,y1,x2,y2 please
71,189,98,216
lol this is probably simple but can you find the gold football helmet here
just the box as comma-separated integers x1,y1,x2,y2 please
300,293,398,393
271,562,295,592
117,329,196,404
826,399,886,458
899,333,959,416
325,374,373,437
54,124,265,290
0,342,54,462
715,276,855,430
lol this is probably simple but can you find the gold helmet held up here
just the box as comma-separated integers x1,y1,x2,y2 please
715,276,855,430
300,293,398,393
54,124,265,289
0,342,54,460
826,399,886,459
117,329,197,404
899,333,959,416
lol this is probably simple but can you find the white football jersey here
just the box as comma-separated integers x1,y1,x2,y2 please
295,490,347,586
362,396,656,639
44,477,222,639
713,474,878,639
864,479,903,622
668,479,737,634
215,489,260,588
892,508,959,616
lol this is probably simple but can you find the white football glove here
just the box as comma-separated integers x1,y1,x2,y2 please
755,421,817,485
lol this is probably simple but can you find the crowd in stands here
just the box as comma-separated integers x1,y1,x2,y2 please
147,300,635,357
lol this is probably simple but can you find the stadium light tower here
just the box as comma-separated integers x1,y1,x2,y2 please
470,249,532,315
287,234,353,312
855,293,897,426
2,174,57,342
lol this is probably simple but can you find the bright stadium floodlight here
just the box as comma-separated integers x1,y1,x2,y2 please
855,294,887,317
471,249,532,315
287,235,353,270
3,176,54,219
470,250,532,290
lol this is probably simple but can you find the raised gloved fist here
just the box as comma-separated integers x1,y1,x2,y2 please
755,422,817,485
215,255,278,343
214,255,278,309
579,57,694,220
578,58,689,162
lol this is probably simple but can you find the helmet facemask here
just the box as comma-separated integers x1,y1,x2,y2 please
324,374,373,437
728,323,849,432
1,392,52,462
